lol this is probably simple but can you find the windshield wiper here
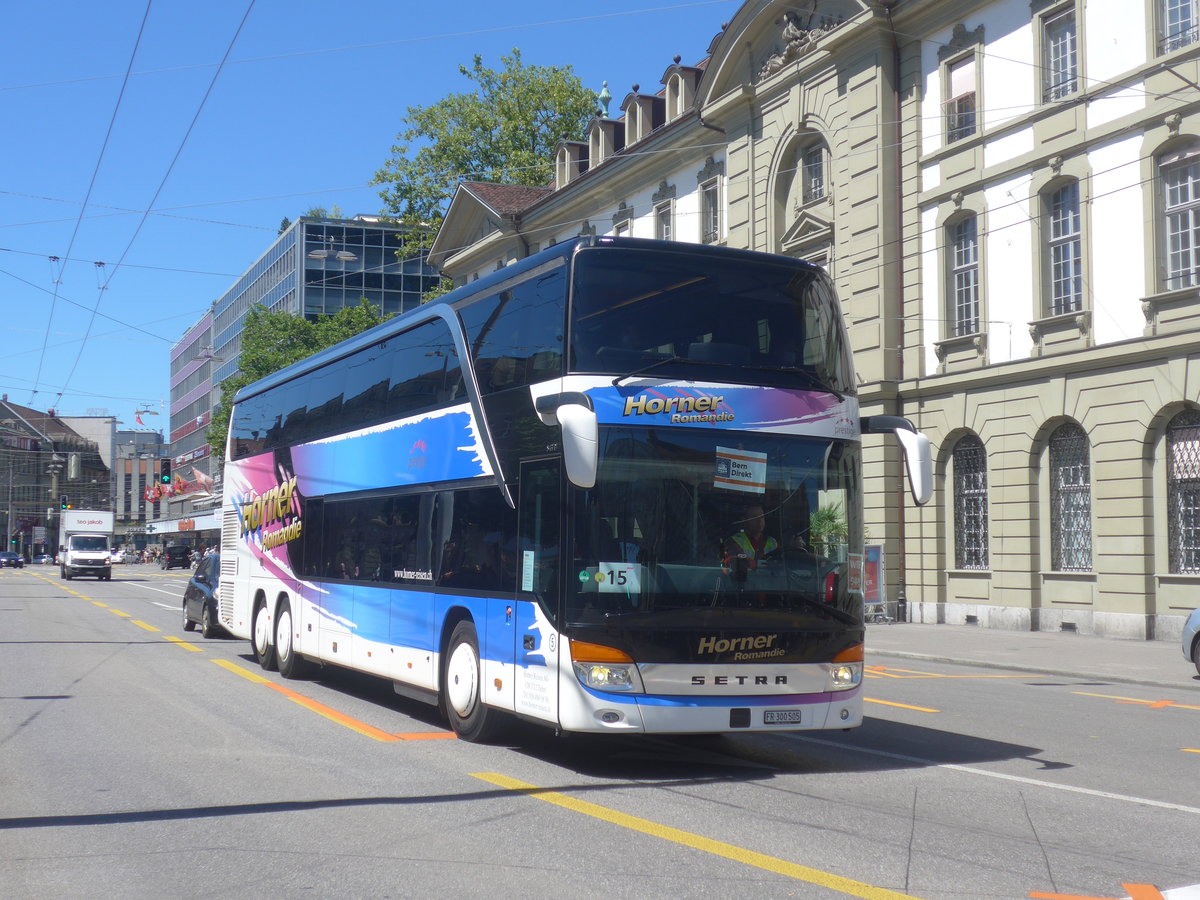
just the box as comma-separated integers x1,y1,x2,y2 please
611,356,686,387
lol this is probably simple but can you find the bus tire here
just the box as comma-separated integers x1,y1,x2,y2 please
252,598,277,671
442,620,503,743
275,597,311,679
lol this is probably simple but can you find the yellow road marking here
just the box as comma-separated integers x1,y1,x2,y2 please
131,620,159,633
471,772,923,900
1073,691,1200,712
865,698,939,713
163,635,204,652
1183,748,1200,754
108,609,131,618
212,658,272,684
91,601,108,608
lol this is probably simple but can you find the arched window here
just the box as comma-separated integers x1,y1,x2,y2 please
1045,180,1082,316
953,434,989,569
1049,423,1091,571
1167,408,1200,573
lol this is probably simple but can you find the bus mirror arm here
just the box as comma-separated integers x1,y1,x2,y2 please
535,393,598,489
861,415,933,506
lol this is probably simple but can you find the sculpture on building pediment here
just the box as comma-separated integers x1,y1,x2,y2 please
757,11,839,80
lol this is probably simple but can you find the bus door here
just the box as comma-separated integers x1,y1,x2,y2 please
513,457,563,726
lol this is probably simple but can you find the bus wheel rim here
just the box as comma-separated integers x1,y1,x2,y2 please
276,608,292,659
446,642,479,718
254,607,269,653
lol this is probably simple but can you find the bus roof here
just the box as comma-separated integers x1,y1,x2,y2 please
231,236,823,405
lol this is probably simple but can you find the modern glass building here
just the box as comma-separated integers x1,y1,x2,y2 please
165,215,440,525
211,215,441,383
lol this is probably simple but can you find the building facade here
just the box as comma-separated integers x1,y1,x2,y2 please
431,0,1200,641
168,215,442,524
0,396,110,558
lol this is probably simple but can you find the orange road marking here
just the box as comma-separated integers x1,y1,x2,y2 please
865,698,939,713
1075,691,1200,712
1030,884,1166,900
211,658,451,742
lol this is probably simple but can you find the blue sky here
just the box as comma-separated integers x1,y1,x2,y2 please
0,0,742,427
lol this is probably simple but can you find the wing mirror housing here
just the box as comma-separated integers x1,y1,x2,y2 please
534,391,598,489
861,415,933,506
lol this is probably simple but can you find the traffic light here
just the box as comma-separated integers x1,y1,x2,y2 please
160,457,171,485
59,494,68,510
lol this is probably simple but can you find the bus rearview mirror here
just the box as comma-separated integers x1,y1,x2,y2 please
556,404,598,489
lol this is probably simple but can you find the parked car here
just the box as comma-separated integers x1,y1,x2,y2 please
32,554,55,565
160,546,192,570
182,553,223,638
1182,607,1200,676
0,551,24,568
110,548,128,564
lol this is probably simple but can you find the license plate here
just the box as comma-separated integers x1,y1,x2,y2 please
764,709,802,724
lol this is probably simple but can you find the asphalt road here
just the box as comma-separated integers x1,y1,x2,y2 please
1,566,1197,899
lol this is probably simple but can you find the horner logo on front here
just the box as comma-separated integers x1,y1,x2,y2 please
623,394,734,424
696,634,786,660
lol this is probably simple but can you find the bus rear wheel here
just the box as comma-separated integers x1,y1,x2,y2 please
252,599,277,671
275,597,312,679
442,620,503,743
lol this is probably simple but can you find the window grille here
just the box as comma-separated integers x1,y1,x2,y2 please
950,216,980,336
1043,9,1078,101
1048,181,1083,315
953,435,989,570
1161,0,1199,53
1163,155,1200,289
1167,409,1200,574
1049,424,1091,571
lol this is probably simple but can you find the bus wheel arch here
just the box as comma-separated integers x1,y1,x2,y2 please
251,591,277,671
441,616,503,743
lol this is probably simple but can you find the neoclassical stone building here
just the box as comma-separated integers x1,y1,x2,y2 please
430,0,1200,641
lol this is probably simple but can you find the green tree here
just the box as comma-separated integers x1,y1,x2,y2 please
206,300,388,467
373,49,595,251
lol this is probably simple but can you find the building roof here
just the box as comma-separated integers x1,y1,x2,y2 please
461,182,553,216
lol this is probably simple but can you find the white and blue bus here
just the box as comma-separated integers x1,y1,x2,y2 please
219,236,930,741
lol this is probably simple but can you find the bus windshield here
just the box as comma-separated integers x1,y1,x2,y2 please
567,426,862,627
569,246,854,395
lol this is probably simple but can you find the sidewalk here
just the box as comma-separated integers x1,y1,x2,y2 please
865,622,1198,690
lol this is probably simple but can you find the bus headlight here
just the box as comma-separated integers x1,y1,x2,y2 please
826,662,862,690
570,639,641,692
825,644,864,691
574,661,635,690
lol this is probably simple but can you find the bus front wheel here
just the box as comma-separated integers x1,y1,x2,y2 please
252,599,277,671
442,620,503,743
